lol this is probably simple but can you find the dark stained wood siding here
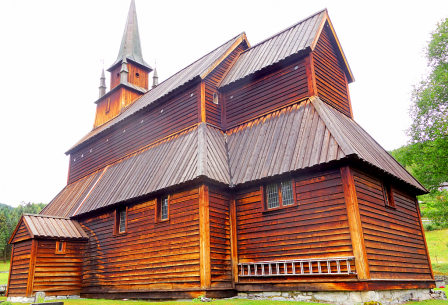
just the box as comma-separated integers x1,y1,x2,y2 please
209,187,232,288
11,221,31,244
353,170,432,280
110,65,121,90
313,27,351,117
235,169,355,283
205,44,246,127
33,240,85,296
224,58,308,128
7,240,32,296
69,85,198,184
79,188,201,293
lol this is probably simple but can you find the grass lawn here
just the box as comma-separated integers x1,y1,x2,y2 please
0,272,9,285
0,260,10,272
425,229,448,275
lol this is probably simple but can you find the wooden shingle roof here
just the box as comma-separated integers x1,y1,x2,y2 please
9,214,88,244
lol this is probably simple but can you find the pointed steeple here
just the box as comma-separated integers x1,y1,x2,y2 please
120,53,129,84
99,69,107,98
107,0,152,71
152,67,158,89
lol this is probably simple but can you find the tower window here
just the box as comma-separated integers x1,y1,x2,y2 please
55,241,66,254
136,72,140,78
117,73,120,78
106,98,111,114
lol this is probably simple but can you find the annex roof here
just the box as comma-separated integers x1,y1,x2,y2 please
9,214,88,244
67,32,248,155
108,0,151,71
219,9,354,89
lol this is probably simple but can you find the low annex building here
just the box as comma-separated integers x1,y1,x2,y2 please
7,0,435,301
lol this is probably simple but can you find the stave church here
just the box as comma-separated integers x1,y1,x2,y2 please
7,0,435,301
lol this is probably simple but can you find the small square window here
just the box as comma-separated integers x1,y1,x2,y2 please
156,195,170,222
262,179,296,211
114,207,127,234
382,182,396,208
55,241,66,254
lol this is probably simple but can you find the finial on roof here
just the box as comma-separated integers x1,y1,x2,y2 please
152,60,158,89
99,69,107,98
107,0,152,72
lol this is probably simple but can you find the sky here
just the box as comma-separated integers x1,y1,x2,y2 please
0,0,447,207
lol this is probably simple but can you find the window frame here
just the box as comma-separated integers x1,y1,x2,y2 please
381,181,396,209
261,178,297,212
114,206,128,235
155,195,170,223
106,98,111,114
55,241,66,254
213,92,219,105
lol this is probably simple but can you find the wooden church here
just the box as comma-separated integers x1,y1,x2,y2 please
7,0,435,300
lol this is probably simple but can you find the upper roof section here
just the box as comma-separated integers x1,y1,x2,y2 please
9,214,88,244
67,33,249,155
107,0,152,71
219,9,354,89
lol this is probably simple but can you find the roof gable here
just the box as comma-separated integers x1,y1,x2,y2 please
219,9,354,89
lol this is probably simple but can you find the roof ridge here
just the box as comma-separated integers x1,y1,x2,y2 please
23,213,71,220
239,8,326,55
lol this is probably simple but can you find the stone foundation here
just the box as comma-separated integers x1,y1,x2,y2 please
236,289,446,304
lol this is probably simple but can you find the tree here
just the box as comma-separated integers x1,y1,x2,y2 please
405,17,448,191
0,212,7,263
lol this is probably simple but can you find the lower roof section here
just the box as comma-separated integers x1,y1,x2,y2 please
42,97,426,218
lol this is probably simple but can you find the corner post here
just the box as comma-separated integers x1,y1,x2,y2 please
305,53,317,97
415,197,434,279
198,82,206,123
229,194,238,286
26,239,38,297
340,166,370,279
199,184,211,288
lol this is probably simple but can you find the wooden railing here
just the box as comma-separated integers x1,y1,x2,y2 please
239,256,356,277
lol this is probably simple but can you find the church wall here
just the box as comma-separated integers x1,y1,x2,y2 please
204,44,247,128
7,240,32,297
313,26,351,117
32,240,85,296
223,58,308,129
209,187,232,288
352,169,433,280
94,89,123,128
10,220,31,244
128,63,149,90
79,187,201,294
69,84,198,184
234,168,356,285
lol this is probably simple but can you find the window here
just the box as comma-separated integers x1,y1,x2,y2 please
213,92,219,105
155,195,170,222
55,241,66,254
106,98,111,114
382,182,396,208
117,73,120,78
136,72,140,78
261,179,296,211
114,207,127,234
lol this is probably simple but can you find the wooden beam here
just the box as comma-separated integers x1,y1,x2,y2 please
198,184,211,288
340,166,370,280
5,245,14,297
229,194,238,286
344,73,354,119
26,239,38,297
305,54,317,97
415,197,435,279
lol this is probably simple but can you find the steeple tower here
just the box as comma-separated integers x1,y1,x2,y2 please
98,69,107,98
152,67,158,89
93,0,150,129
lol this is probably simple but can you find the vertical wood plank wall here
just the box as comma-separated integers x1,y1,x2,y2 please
110,66,121,90
79,187,201,293
32,240,85,296
69,86,198,184
7,240,32,296
235,169,356,283
208,187,232,288
223,59,308,128
313,27,351,117
352,170,433,280
204,45,246,127
127,64,149,89
94,89,124,128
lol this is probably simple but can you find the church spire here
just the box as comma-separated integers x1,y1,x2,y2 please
99,69,107,98
107,0,152,72
152,66,158,89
